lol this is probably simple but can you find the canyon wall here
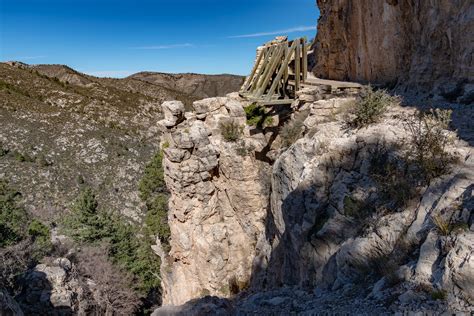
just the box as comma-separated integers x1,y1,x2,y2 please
156,96,270,305
313,0,474,103
154,90,474,314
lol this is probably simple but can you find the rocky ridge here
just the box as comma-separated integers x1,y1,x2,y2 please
154,87,473,314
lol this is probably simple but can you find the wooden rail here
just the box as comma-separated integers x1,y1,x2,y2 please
240,37,309,105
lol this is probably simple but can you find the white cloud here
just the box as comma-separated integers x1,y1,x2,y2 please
84,70,134,78
228,26,314,38
130,43,194,50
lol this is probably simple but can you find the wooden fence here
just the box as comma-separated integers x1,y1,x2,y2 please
240,37,309,105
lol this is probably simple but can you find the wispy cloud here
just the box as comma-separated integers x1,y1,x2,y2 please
15,55,47,60
228,26,314,38
130,43,194,50
84,70,134,78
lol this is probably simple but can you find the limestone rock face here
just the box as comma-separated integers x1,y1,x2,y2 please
155,86,473,313
158,96,269,305
250,103,474,311
313,0,474,103
16,258,82,315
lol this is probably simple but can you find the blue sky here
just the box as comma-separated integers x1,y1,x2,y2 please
0,0,319,77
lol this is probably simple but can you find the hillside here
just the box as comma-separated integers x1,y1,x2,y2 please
0,61,243,314
29,63,244,107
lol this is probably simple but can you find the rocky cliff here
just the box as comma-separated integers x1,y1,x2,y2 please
155,87,473,314
156,96,270,305
312,0,474,103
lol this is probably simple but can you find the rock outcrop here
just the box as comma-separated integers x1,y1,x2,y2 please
157,95,270,305
154,87,473,314
251,99,474,312
312,0,474,103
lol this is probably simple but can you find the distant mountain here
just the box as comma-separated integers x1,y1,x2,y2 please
15,62,245,108
128,71,245,106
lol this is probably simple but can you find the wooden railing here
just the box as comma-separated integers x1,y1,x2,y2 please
240,37,309,105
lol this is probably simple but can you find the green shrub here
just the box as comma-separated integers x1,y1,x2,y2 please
14,151,34,163
0,180,51,257
369,146,416,211
244,103,273,128
343,196,369,219
139,152,166,203
219,120,243,142
405,109,457,181
349,87,400,128
28,219,52,257
0,181,28,247
431,289,447,301
280,110,308,147
63,187,161,294
63,187,108,242
145,194,170,252
0,143,9,157
139,151,170,251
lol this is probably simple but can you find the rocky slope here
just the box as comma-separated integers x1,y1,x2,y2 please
154,88,473,314
312,0,474,104
129,72,244,107
0,61,244,314
31,63,244,107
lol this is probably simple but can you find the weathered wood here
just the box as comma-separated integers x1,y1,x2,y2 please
265,41,297,101
253,45,276,93
302,37,308,81
257,99,294,105
241,45,267,92
255,44,285,98
295,38,301,92
250,45,274,93
241,36,310,104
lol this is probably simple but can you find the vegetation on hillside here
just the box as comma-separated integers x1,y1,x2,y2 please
348,86,400,128
220,120,244,142
244,103,273,128
0,180,52,293
63,188,162,295
139,151,171,252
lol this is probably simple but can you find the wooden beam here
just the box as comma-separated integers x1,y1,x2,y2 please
295,38,301,92
302,37,308,82
248,45,274,94
241,45,267,93
265,40,297,101
255,44,285,98
257,98,294,105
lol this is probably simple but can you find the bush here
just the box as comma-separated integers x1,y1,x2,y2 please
349,86,400,128
63,188,108,243
369,146,416,211
139,152,166,203
63,187,162,295
0,143,9,157
27,219,52,256
343,195,374,220
13,152,34,163
0,180,28,247
0,180,51,265
244,103,273,128
219,120,243,142
431,289,447,301
139,151,170,252
145,194,170,252
75,245,142,315
405,109,457,181
280,110,307,147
